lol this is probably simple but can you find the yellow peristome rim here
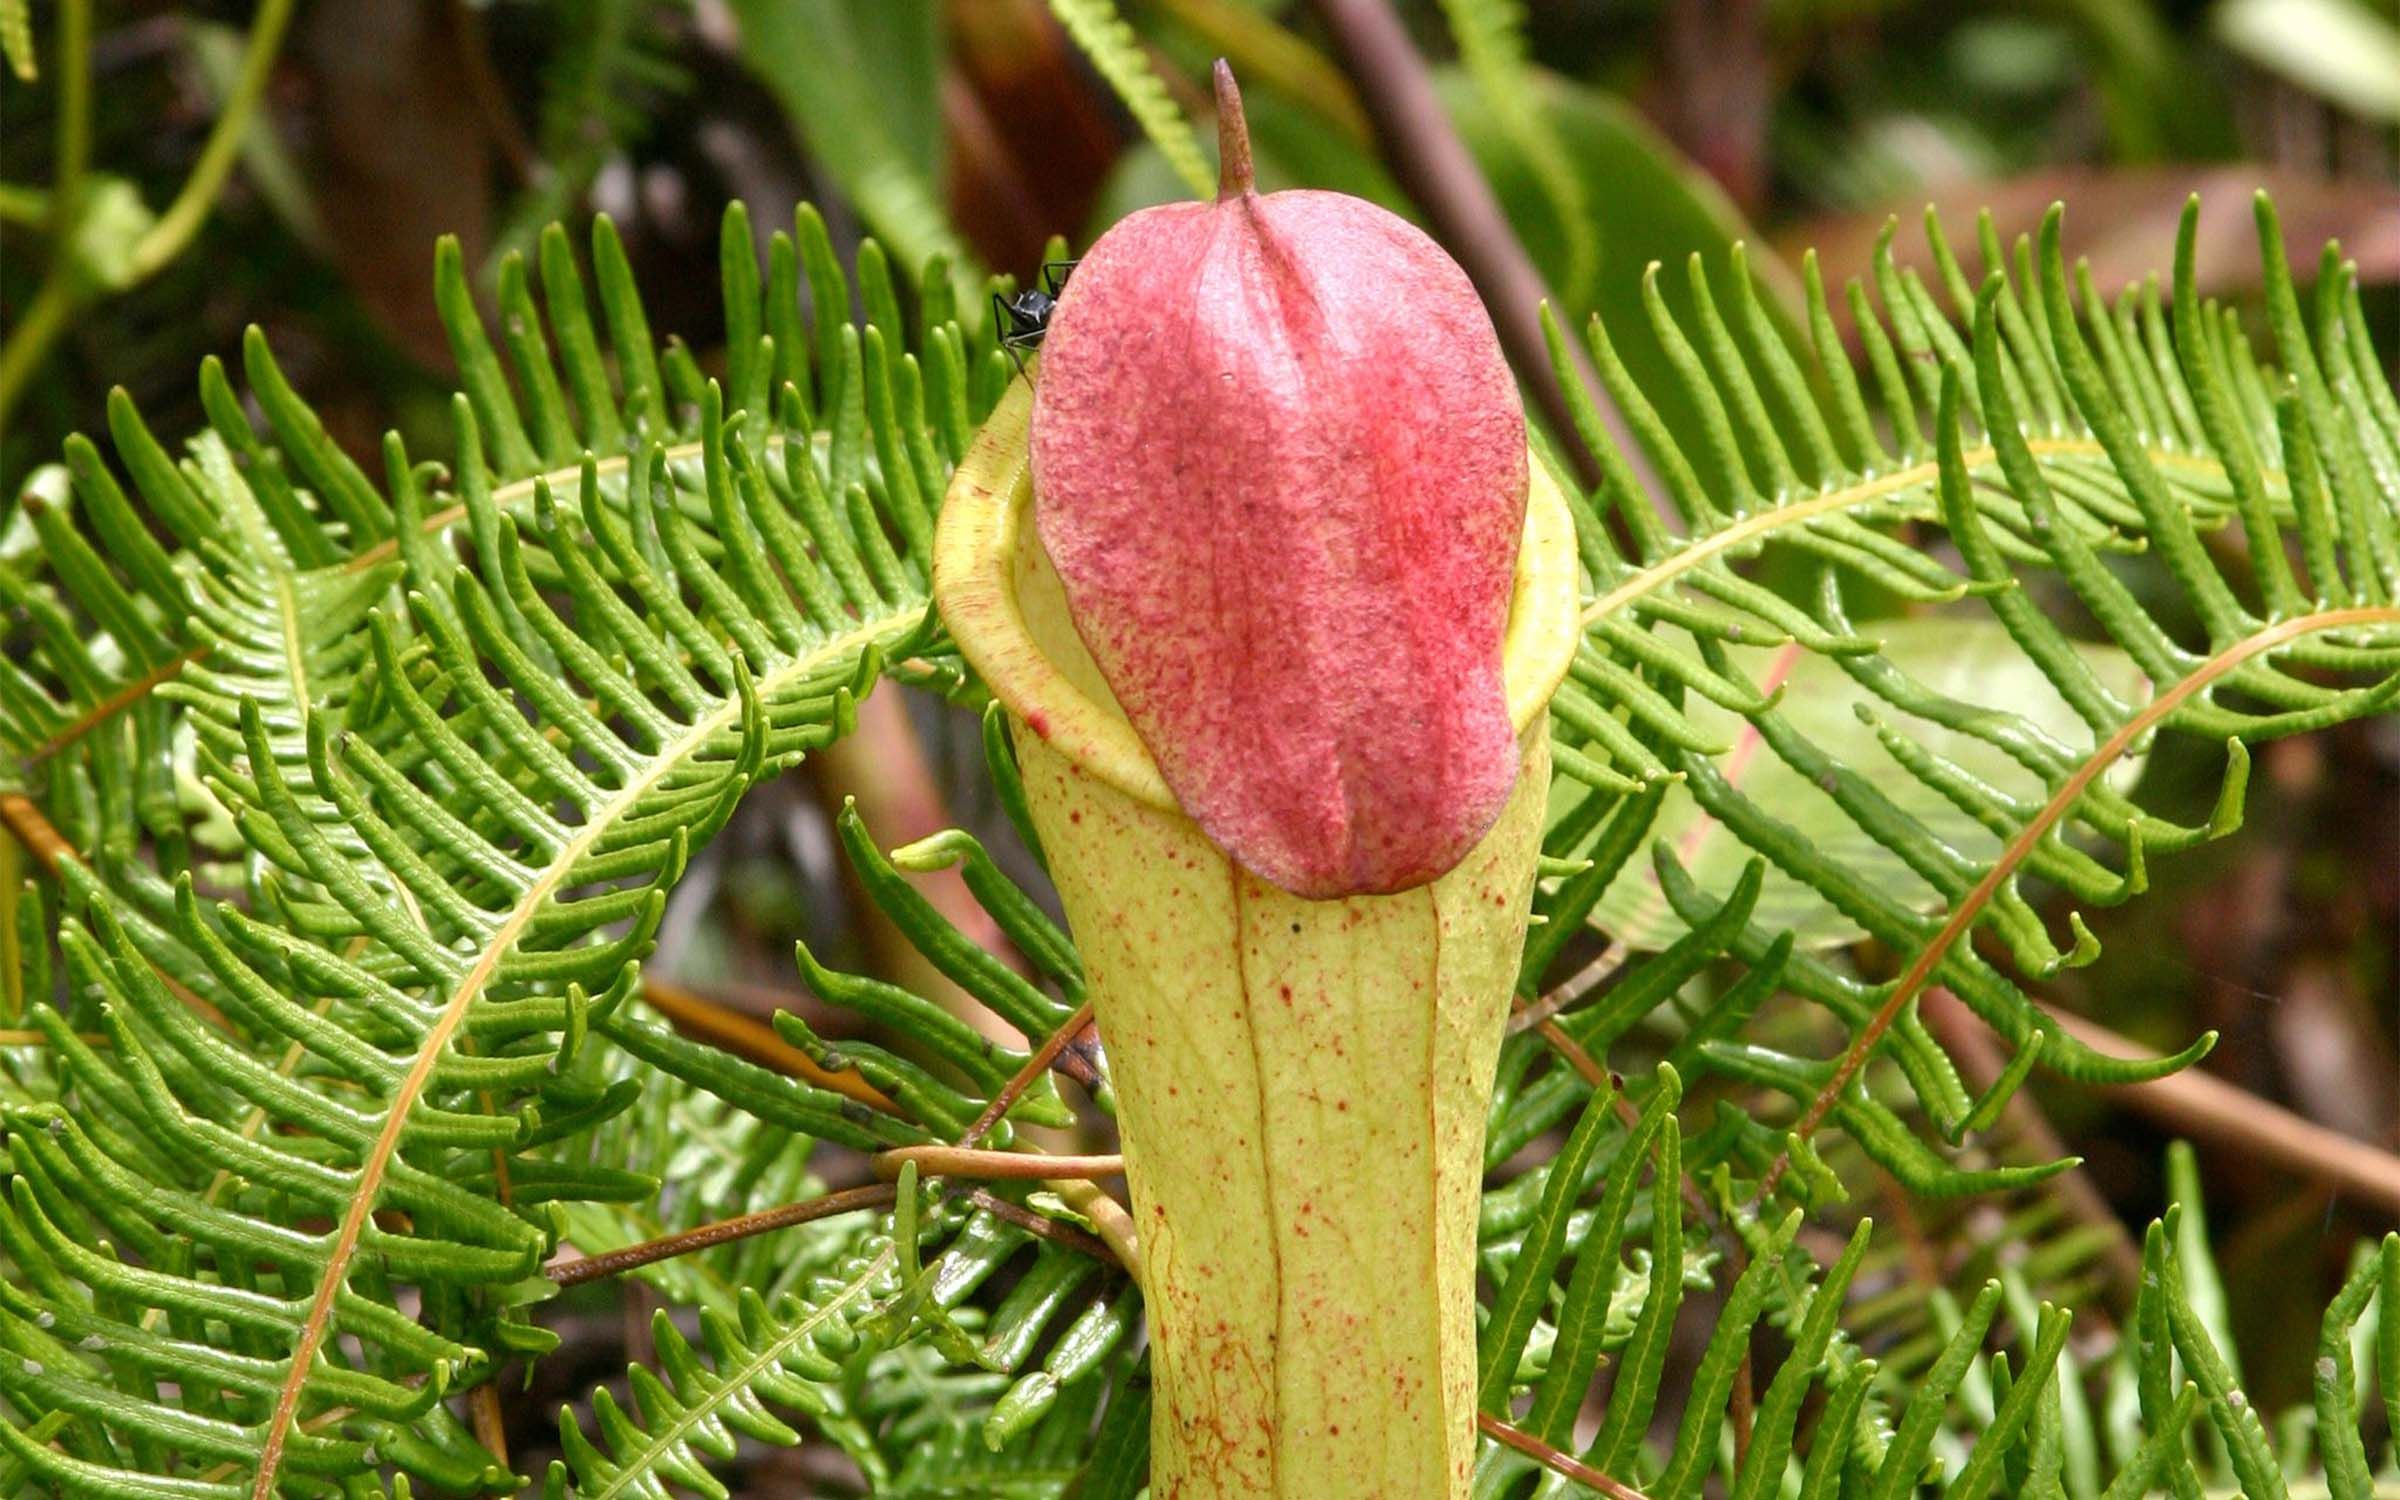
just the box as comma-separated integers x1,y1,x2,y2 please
933,379,1584,813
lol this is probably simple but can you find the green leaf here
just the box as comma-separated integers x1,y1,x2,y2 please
728,0,985,321
1592,619,2152,950
1047,0,1216,200
1,0,33,81
62,176,159,293
2217,0,2400,123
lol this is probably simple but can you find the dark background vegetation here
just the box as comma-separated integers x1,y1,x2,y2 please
3,0,2395,1484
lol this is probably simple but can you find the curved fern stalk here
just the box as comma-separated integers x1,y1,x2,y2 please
1436,0,1597,305
1531,196,2400,1175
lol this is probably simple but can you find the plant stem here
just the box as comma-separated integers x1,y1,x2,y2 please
130,0,298,281
0,0,298,432
467,1386,508,1473
875,1146,1123,1180
640,974,901,1114
1308,0,1636,493
544,1184,899,1288
0,251,78,429
0,184,49,226
960,998,1094,1147
958,1185,1124,1267
1475,1412,1653,1500
51,0,91,222
1759,604,2400,1204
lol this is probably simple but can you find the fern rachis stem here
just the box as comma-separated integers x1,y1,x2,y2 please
544,1184,900,1288
1477,1411,1654,1500
1759,603,2400,1204
1578,437,2275,629
251,605,924,1496
874,1146,1124,1180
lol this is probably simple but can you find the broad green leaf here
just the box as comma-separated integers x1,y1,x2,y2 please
1591,619,2152,950
728,0,983,317
2216,0,2400,123
1439,68,1805,464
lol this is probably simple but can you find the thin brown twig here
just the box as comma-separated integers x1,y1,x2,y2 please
958,1185,1121,1266
467,1385,508,1472
24,648,207,765
2042,1003,2400,1220
879,994,1138,1274
0,793,77,873
1534,1015,1610,1090
1477,1411,1653,1499
1757,605,2400,1204
640,975,901,1115
1509,939,1630,1036
1730,1349,1755,1472
543,1184,899,1288
1307,0,1636,493
1919,988,2144,1301
962,999,1095,1148
877,1146,1123,1181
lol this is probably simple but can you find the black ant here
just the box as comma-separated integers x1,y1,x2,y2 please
994,259,1079,380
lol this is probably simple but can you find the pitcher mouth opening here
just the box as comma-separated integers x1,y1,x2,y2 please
934,380,1584,816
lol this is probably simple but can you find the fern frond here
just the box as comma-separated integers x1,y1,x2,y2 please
544,1251,899,1499
1477,1108,2395,1495
1532,195,2400,1166
537,805,1130,1499
1046,0,1217,199
1436,0,1597,304
0,200,986,1492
